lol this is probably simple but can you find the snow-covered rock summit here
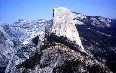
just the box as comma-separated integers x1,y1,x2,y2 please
51,7,86,53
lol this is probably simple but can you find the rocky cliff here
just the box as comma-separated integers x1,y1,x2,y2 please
51,7,86,53
4,7,112,73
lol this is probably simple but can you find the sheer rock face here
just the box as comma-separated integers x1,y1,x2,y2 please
51,7,85,52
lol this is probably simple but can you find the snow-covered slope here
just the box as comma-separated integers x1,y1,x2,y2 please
0,26,14,67
73,12,112,28
0,20,50,72
3,19,50,45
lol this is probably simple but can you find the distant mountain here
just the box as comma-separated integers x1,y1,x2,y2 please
0,19,51,72
73,12,115,28
71,10,116,72
0,7,116,73
76,24,116,72
2,19,50,45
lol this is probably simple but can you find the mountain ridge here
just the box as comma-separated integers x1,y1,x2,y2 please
0,7,116,73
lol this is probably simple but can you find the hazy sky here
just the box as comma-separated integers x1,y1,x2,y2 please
0,0,116,23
